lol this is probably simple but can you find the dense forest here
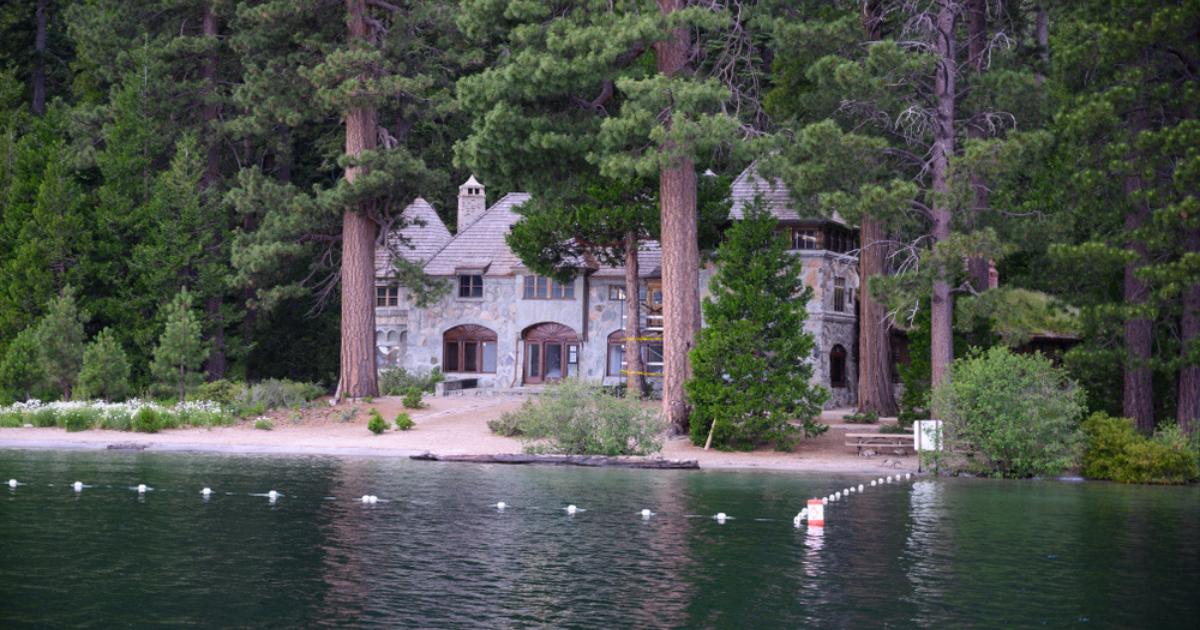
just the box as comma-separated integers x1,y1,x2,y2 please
0,1,1195,433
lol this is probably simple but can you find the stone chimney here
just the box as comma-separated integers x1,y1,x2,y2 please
457,175,486,231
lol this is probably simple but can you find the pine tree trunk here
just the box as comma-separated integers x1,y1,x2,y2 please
32,0,46,116
201,3,226,381
1123,108,1154,434
656,0,700,433
856,0,897,416
339,0,380,399
623,232,643,399
929,1,957,390
857,216,898,415
1177,225,1199,432
965,0,991,293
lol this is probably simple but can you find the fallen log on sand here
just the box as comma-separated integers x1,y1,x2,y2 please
411,452,699,469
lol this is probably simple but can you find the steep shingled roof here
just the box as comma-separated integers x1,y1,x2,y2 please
729,162,846,226
375,198,453,277
422,192,533,276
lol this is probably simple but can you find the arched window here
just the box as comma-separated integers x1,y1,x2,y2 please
444,325,498,373
522,323,580,383
830,344,847,388
607,330,627,377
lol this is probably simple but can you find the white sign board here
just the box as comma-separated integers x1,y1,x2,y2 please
914,420,944,452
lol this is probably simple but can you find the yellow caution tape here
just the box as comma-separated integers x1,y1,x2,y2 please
620,369,664,377
615,336,664,342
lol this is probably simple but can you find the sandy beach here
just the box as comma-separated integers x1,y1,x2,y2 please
0,395,917,475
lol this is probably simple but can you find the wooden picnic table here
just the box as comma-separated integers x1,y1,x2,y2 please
845,432,914,455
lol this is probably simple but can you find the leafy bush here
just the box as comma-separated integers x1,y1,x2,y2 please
1082,413,1200,484
233,379,324,416
99,410,132,431
367,409,387,435
62,407,100,432
193,379,243,406
402,387,425,409
879,423,909,435
254,418,274,431
931,346,1085,478
496,379,664,456
0,411,22,428
394,412,414,431
335,406,359,423
380,367,444,395
487,412,523,437
133,407,163,433
32,407,59,427
844,410,879,424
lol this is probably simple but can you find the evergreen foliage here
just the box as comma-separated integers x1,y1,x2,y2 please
152,289,206,402
686,204,827,451
0,327,48,403
34,286,87,400
78,328,130,402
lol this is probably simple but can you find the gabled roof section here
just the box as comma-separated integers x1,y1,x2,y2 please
590,240,664,279
730,162,847,226
423,192,533,276
375,198,453,277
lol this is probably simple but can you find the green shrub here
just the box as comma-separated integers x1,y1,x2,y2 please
367,409,387,435
233,379,324,416
844,410,879,424
501,379,664,456
133,407,163,433
193,379,243,406
336,406,359,423
394,412,414,431
32,407,59,428
0,411,22,428
487,412,523,437
100,410,132,431
931,346,1085,478
380,368,443,395
879,423,909,435
402,387,425,409
62,407,100,432
1082,413,1199,484
254,418,274,431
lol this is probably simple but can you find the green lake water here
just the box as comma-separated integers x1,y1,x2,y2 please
1,449,1198,628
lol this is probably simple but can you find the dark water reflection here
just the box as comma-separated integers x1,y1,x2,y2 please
1,450,1197,628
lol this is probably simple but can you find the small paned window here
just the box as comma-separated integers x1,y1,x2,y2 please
609,285,626,300
834,277,846,313
458,274,483,298
523,275,574,299
792,228,820,250
376,285,399,307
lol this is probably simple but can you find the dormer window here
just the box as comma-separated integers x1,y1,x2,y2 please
376,285,399,307
458,274,483,298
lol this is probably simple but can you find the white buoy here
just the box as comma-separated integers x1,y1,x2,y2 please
201,487,212,498
73,481,83,492
7,479,16,488
821,497,828,505
267,490,279,501
137,484,147,494
906,473,912,480
870,480,876,487
844,487,852,495
858,484,864,492
715,512,727,524
640,509,653,519
368,495,378,504
496,501,507,510
887,475,893,483
793,513,802,528
835,491,842,500
566,504,578,515
361,495,372,503
878,477,885,485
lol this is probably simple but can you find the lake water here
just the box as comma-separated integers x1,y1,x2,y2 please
1,449,1198,628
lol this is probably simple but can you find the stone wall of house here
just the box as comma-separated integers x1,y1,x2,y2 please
376,252,859,408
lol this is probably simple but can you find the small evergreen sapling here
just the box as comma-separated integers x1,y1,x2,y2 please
152,288,206,402
394,412,414,431
0,327,48,402
367,409,387,435
402,387,424,409
78,328,131,402
35,287,88,400
686,203,828,450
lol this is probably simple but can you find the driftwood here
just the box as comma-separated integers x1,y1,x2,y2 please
106,442,149,451
411,452,699,470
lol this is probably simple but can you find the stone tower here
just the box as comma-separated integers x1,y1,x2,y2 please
457,176,486,232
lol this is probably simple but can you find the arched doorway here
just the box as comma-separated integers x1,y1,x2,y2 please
522,323,580,384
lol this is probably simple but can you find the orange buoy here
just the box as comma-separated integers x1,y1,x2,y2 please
807,498,825,527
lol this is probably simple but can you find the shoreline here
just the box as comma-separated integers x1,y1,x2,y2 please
0,396,918,475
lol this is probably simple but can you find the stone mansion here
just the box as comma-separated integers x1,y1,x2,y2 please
374,165,861,408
